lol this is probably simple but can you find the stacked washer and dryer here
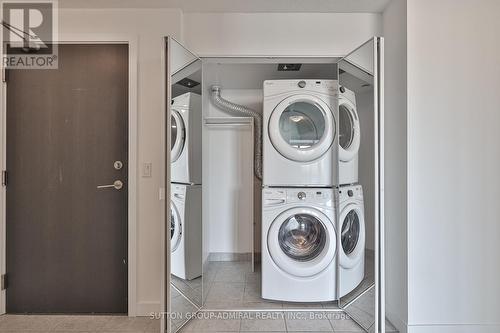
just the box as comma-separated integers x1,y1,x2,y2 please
170,92,203,280
261,80,366,302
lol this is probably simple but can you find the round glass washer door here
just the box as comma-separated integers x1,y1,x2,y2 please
269,95,335,162
338,97,360,162
267,207,336,277
171,110,185,163
170,201,182,252
339,203,365,268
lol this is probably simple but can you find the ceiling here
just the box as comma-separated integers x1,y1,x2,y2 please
58,0,392,13
203,62,338,90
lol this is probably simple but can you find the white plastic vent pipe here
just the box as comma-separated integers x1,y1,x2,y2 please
210,86,263,180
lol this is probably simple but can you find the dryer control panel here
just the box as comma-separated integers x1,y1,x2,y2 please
263,79,338,97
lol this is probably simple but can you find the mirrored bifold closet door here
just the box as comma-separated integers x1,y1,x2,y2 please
164,37,204,333
336,38,384,333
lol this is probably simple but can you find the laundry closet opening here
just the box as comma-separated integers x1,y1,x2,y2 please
201,56,375,310
202,58,339,268
167,34,384,331
166,37,383,332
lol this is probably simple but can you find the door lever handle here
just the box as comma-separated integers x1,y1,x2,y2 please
97,180,123,190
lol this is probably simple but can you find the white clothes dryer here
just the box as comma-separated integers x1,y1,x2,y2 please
338,87,360,185
171,184,202,280
171,92,202,185
262,187,337,302
338,184,365,297
263,80,338,187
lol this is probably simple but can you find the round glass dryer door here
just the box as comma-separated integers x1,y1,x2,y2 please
339,204,365,268
338,98,360,162
269,95,335,162
171,110,185,162
170,201,182,252
267,207,336,277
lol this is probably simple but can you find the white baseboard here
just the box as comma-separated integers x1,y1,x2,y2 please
408,324,500,333
208,252,252,262
136,301,160,317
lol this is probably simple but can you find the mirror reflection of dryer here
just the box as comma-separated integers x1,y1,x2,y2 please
338,184,365,297
261,188,337,302
171,184,202,282
171,92,202,185
263,80,339,187
338,86,360,185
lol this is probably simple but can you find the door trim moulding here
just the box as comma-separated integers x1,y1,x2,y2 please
0,33,139,316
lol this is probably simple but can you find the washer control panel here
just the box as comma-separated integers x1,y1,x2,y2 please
262,188,333,207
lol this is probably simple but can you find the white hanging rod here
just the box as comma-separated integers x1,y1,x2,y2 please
204,117,254,126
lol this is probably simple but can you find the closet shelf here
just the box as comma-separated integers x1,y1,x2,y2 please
204,117,254,126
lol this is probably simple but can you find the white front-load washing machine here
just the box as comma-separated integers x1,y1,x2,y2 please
338,184,365,297
263,80,338,187
171,92,202,185
171,183,202,280
338,87,360,185
262,187,337,302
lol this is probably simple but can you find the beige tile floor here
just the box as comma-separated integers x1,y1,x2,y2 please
177,310,398,332
171,275,202,307
169,249,400,333
202,262,338,310
0,311,398,333
0,314,160,333
201,250,375,311
171,286,199,331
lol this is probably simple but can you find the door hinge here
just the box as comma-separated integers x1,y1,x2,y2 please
2,68,7,83
2,170,7,187
1,274,7,290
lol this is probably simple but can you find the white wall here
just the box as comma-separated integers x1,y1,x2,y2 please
203,89,257,256
382,1,408,332
182,13,382,56
407,1,500,332
58,8,182,315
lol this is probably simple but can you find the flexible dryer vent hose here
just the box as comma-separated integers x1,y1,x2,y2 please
210,86,263,181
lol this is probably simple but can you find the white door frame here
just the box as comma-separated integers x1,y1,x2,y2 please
160,35,171,333
0,33,139,316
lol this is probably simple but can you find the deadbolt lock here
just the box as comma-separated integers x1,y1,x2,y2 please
114,160,123,170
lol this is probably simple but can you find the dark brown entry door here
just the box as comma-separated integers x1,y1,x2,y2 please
6,44,129,313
